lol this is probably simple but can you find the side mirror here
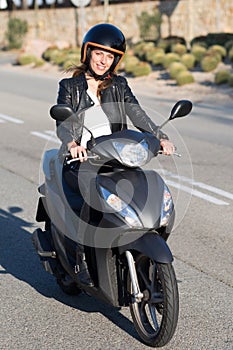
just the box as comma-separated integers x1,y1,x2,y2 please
155,99,192,136
169,100,193,120
50,104,76,121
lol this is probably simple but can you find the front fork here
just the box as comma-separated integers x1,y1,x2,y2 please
125,250,144,303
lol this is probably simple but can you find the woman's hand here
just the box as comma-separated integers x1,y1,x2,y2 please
67,141,87,162
160,139,176,156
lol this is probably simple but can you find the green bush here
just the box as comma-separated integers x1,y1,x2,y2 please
157,36,186,52
133,42,145,59
60,53,81,70
5,17,28,49
206,49,222,64
181,53,196,69
137,9,162,42
200,55,219,72
42,46,59,61
214,70,231,84
171,43,187,56
190,36,208,48
145,47,164,63
169,62,187,79
207,33,233,46
130,62,152,77
175,71,195,86
191,45,207,62
162,53,180,69
50,50,69,65
42,47,81,66
34,58,45,67
17,54,38,65
208,45,227,59
157,39,170,52
124,55,140,73
133,42,155,60
229,47,233,62
150,51,165,66
191,33,233,48
63,60,75,71
64,53,80,66
17,53,45,67
228,74,233,87
225,40,233,52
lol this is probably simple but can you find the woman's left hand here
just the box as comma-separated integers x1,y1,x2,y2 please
160,139,176,156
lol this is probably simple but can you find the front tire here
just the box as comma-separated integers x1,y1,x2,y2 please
128,254,179,347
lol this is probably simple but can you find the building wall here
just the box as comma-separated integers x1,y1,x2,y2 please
1,0,233,47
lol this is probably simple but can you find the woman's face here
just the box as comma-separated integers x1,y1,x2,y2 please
89,49,115,75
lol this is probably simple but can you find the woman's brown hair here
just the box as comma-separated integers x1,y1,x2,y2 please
65,64,114,99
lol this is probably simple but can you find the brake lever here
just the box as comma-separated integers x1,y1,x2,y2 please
157,150,181,157
66,155,100,165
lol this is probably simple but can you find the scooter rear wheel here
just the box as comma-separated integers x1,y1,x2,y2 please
128,254,179,347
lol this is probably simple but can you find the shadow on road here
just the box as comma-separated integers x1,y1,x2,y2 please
0,206,139,342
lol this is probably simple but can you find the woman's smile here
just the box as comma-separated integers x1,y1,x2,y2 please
90,49,115,75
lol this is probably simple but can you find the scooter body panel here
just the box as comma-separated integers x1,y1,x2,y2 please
41,150,169,249
119,231,173,263
50,225,121,306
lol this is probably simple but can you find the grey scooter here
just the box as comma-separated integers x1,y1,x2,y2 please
32,100,192,347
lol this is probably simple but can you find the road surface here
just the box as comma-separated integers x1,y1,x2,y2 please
0,64,232,350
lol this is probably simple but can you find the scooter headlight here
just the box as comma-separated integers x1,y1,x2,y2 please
113,140,148,167
99,186,143,228
160,184,174,227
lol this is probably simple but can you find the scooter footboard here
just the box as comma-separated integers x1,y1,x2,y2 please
119,232,173,263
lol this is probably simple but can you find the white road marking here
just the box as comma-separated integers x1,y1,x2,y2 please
0,113,24,124
31,131,60,144
44,130,57,136
165,179,229,206
156,169,232,205
157,169,233,201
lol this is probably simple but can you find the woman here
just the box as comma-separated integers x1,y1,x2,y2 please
56,23,175,159
56,23,175,286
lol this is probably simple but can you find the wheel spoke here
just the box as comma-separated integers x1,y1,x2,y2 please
149,262,164,304
140,300,148,320
137,262,151,289
149,305,159,331
138,261,161,332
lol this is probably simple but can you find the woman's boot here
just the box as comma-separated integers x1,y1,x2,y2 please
76,245,94,287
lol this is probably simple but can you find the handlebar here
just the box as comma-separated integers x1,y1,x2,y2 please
65,151,181,165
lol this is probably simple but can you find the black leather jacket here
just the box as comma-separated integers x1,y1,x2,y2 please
56,73,167,151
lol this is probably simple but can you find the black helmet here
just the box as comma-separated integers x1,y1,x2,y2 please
81,23,126,72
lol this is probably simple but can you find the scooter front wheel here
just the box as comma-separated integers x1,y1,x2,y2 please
128,254,179,347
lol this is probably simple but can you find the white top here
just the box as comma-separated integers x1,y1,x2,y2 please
80,89,112,148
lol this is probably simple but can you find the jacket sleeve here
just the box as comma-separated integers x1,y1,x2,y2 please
121,77,168,140
56,78,75,145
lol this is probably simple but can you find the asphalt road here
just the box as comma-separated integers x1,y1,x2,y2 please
0,64,232,350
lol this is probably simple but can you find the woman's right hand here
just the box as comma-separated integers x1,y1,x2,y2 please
67,141,87,162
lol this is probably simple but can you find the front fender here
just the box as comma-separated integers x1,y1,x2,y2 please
119,232,173,263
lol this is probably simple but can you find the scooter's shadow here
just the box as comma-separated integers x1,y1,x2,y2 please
0,207,139,341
